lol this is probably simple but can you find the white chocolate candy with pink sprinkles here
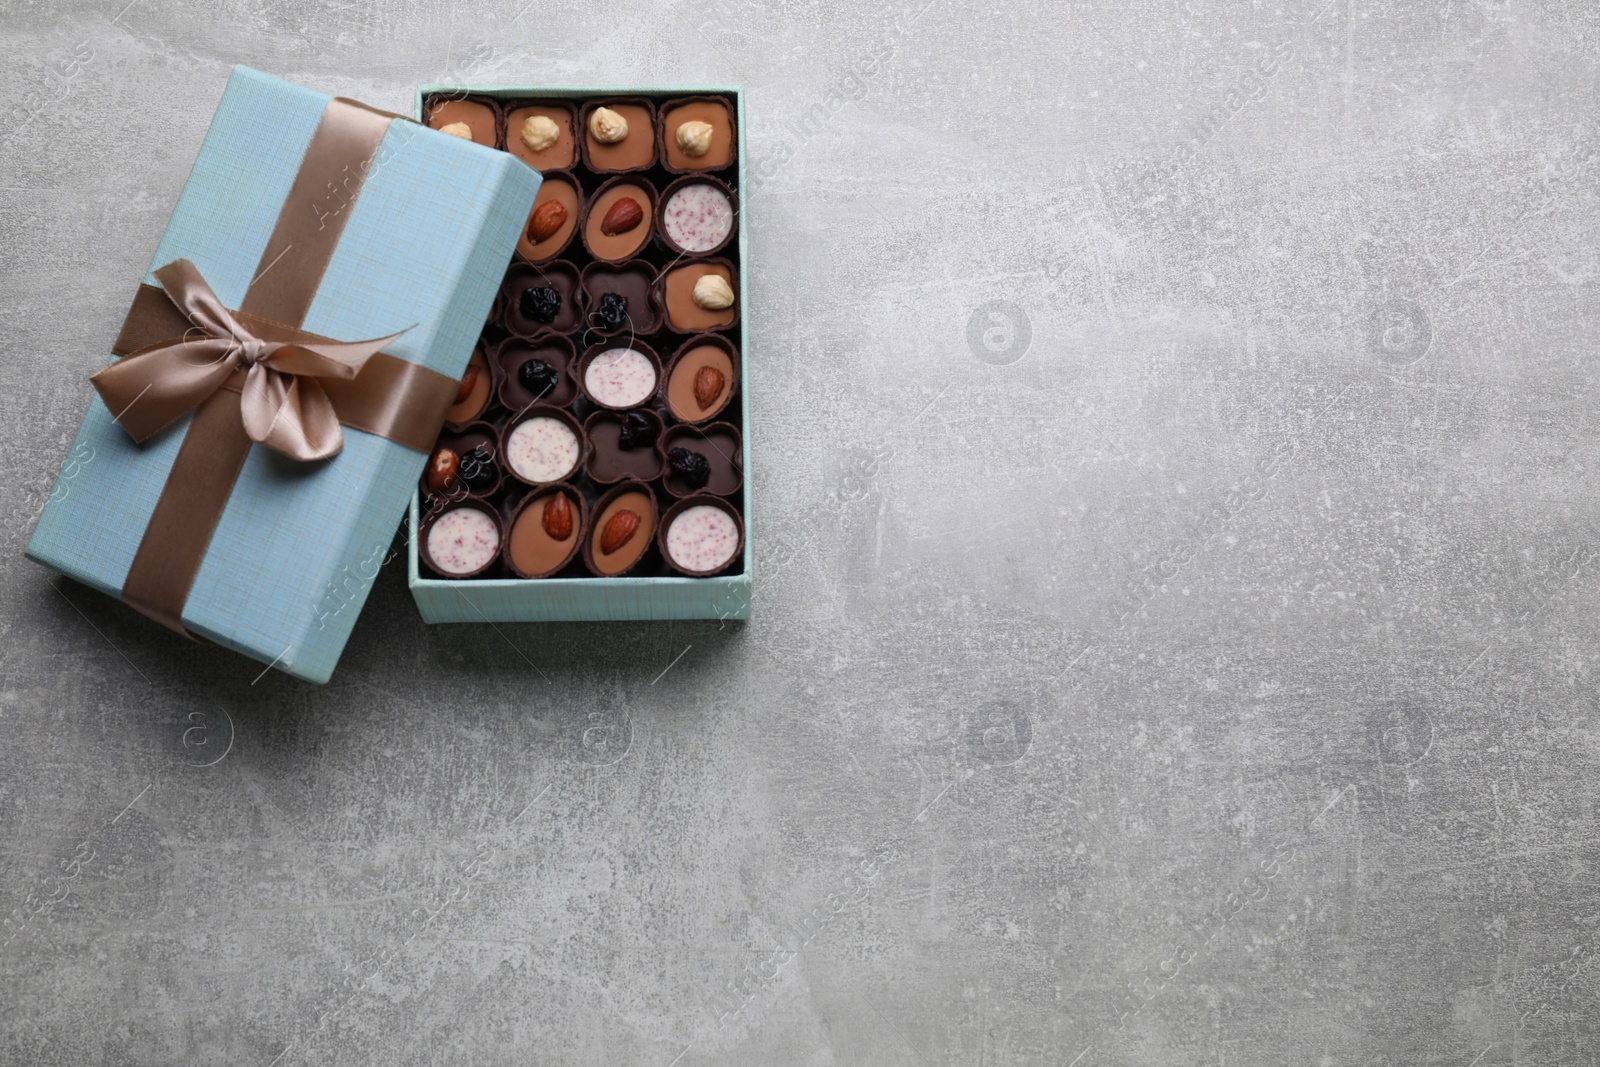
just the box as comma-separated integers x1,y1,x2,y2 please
665,505,740,573
427,507,499,575
506,417,580,483
585,348,656,408
662,183,732,252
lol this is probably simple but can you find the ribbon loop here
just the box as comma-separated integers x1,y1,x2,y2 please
89,258,410,461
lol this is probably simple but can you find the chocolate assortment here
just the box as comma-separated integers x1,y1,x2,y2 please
419,91,744,580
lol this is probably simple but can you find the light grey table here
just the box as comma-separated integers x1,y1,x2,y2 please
3,1,1597,1063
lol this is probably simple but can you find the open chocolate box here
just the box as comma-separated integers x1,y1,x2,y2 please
405,85,752,623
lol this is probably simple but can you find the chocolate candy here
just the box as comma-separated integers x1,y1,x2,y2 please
584,410,663,484
502,406,584,486
504,262,580,336
429,423,501,501
660,422,742,498
579,341,661,411
580,260,662,337
659,96,736,174
659,259,737,334
496,337,576,410
663,335,738,423
580,99,657,173
658,176,735,256
517,173,581,262
584,481,658,576
584,176,656,263
445,347,493,427
427,97,497,147
505,487,585,579
658,495,742,576
423,502,502,578
506,102,576,171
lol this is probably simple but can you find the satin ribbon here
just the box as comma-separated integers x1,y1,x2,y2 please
90,258,411,462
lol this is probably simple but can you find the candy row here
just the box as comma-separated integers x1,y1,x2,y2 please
480,256,737,347
422,483,742,580
425,95,737,177
425,407,741,503
514,172,737,265
446,333,738,428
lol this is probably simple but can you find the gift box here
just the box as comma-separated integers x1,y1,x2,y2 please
405,85,753,623
26,66,542,683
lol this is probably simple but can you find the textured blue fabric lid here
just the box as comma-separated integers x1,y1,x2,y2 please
27,66,541,683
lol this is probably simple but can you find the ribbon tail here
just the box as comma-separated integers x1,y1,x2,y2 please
89,339,240,443
240,365,343,461
261,328,414,380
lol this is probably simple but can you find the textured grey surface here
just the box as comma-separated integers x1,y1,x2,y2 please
3,0,1599,1063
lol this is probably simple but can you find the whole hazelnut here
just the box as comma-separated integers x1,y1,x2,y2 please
692,274,735,311
439,122,473,140
588,106,629,144
676,120,715,158
520,114,560,153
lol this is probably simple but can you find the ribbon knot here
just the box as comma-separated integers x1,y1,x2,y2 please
231,335,275,368
90,259,411,462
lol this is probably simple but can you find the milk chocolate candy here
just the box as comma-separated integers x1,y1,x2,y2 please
445,345,495,428
658,95,737,174
505,101,577,171
582,480,658,577
661,334,738,423
582,176,657,264
424,95,499,148
516,171,582,262
579,98,657,173
504,485,586,578
658,257,736,334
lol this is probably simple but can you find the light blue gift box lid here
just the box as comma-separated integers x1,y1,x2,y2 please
26,66,541,684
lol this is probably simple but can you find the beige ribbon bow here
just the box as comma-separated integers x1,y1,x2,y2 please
90,259,411,461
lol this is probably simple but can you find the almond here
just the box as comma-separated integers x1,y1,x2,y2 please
542,492,573,540
426,448,460,493
453,364,479,405
599,508,641,555
693,365,725,411
599,196,644,236
528,199,567,242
